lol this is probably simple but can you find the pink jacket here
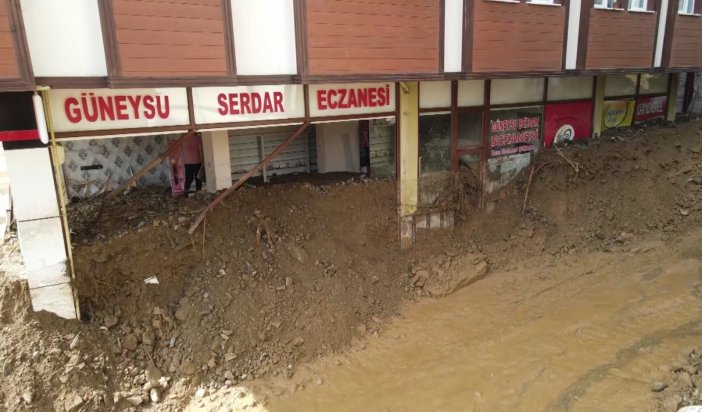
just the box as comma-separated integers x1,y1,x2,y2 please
182,133,203,164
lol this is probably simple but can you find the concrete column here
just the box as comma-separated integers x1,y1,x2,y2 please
5,147,77,319
592,75,607,138
202,130,232,192
667,73,680,122
398,82,419,249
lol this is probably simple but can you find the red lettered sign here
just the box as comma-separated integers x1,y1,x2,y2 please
544,101,593,148
308,83,395,117
634,95,667,124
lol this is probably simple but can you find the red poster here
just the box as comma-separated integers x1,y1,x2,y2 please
544,101,593,148
634,96,667,124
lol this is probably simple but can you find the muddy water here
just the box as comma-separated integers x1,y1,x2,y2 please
192,234,702,412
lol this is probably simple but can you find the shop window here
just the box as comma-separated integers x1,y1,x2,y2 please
490,78,545,105
678,0,700,14
419,114,451,175
639,73,668,95
547,76,594,101
488,106,542,158
458,80,485,107
458,111,483,148
604,74,638,97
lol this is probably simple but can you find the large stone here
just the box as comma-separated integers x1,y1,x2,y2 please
287,243,308,264
178,360,197,375
122,334,138,351
64,394,84,411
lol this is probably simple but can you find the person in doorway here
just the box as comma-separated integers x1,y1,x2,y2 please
183,132,203,197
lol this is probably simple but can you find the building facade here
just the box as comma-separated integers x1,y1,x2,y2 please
0,0,701,319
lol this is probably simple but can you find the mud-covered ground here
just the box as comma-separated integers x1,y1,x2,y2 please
1,120,701,411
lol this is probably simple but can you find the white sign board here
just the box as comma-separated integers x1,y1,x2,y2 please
48,88,189,133
192,85,305,125
308,82,395,118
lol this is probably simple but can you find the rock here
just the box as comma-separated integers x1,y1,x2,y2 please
142,331,155,346
680,209,690,217
651,380,668,392
104,315,119,328
122,334,139,351
285,277,293,287
146,365,162,382
413,269,430,286
679,372,694,388
149,388,161,403
293,336,304,346
207,358,216,368
270,319,282,329
113,392,123,404
159,376,169,389
126,395,143,406
175,298,194,322
661,394,682,412
370,276,380,284
21,388,34,405
224,371,235,381
287,243,308,264
357,324,367,334
315,378,323,385
224,353,237,362
179,360,197,375
64,394,84,411
195,388,207,398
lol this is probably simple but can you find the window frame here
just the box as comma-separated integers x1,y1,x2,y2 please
594,0,623,9
678,0,697,14
628,0,648,11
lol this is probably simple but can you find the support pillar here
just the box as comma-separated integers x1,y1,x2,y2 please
667,73,680,122
592,75,607,138
202,130,232,193
398,82,419,249
5,146,77,319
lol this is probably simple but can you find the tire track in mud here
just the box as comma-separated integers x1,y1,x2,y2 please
549,281,702,412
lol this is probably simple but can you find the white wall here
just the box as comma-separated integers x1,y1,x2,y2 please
21,0,107,77
565,0,582,70
420,81,451,108
316,122,360,173
443,0,463,72
231,0,297,75
654,0,669,67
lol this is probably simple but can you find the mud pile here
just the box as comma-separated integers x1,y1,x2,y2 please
0,120,700,410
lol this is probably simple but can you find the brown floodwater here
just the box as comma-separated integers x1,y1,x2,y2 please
189,233,702,412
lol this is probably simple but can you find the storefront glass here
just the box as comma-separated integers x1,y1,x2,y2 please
639,73,668,95
490,78,544,105
419,114,451,174
457,111,483,148
605,74,638,97
547,76,594,101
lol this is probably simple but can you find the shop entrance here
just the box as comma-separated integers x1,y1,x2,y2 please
314,118,396,179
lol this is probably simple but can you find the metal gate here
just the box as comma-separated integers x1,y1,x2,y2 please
369,119,395,178
228,126,313,182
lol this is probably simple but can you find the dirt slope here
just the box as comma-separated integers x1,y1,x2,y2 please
0,120,700,411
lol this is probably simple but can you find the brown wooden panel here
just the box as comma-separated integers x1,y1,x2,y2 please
585,9,656,69
471,1,566,73
670,15,702,68
305,0,440,75
0,0,19,79
112,0,227,77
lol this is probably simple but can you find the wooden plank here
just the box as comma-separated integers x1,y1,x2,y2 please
188,122,311,235
113,0,222,19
